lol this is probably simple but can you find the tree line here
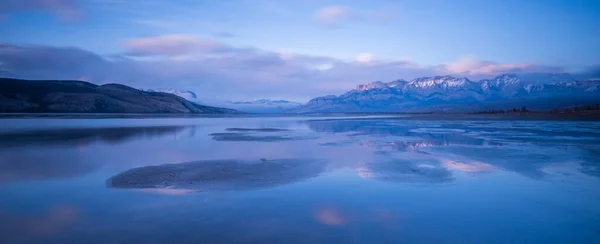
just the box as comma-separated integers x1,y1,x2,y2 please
471,104,600,114
550,104,600,114
471,106,529,114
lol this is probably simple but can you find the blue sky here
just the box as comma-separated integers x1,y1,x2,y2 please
1,0,599,102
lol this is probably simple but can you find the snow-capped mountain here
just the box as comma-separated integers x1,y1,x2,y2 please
227,99,302,113
295,73,600,113
147,89,198,102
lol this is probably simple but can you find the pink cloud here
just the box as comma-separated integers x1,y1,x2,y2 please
314,6,351,25
355,52,376,63
123,34,228,57
442,56,560,76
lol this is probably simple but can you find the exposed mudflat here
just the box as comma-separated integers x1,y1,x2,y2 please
107,158,328,191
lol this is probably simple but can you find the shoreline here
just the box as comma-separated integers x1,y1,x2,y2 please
1,111,599,120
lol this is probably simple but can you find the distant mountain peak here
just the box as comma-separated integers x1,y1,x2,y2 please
227,98,301,113
232,99,299,105
356,81,387,91
148,89,198,100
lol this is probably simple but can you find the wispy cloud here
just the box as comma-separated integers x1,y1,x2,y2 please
441,56,563,76
0,0,83,21
132,19,179,29
355,53,376,63
123,34,228,57
314,4,398,27
314,6,351,26
214,32,236,38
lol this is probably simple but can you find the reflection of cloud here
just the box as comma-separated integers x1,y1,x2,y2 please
314,206,349,226
541,162,591,178
441,159,495,173
0,205,80,242
31,205,79,235
313,205,401,228
357,159,454,184
356,166,375,179
368,208,401,228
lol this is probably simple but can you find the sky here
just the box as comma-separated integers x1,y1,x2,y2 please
1,0,599,102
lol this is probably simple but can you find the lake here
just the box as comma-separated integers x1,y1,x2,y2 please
1,115,599,244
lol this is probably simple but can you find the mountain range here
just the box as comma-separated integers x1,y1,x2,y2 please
294,73,600,113
0,78,237,114
2,73,599,114
227,99,302,113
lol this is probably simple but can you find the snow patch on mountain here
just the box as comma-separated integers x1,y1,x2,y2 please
148,89,198,101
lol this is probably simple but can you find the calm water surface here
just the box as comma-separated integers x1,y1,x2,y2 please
1,115,599,244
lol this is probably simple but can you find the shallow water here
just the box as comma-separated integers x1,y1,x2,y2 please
1,115,599,244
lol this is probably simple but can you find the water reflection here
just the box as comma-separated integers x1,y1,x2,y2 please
577,145,600,177
108,158,328,191
0,205,80,243
357,159,454,184
312,205,401,228
306,119,503,147
1,117,599,244
0,125,191,148
209,127,310,142
0,149,98,181
210,132,299,142
313,206,349,226
305,118,600,180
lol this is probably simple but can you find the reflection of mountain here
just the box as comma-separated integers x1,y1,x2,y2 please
357,159,453,184
0,125,190,147
0,150,99,181
307,118,600,180
0,125,195,181
107,158,328,191
305,119,494,147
